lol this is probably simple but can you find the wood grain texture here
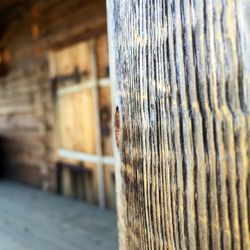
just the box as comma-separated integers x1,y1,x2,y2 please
107,0,250,249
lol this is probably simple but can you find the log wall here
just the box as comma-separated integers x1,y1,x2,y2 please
0,0,107,192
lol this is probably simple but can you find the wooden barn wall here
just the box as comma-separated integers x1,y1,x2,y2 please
0,0,107,191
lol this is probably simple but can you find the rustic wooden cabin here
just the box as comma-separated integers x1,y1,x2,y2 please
1,0,250,249
0,0,116,209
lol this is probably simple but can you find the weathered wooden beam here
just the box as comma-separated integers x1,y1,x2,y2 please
107,0,250,249
58,149,115,165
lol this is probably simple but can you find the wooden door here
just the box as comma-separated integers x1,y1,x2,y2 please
48,34,116,208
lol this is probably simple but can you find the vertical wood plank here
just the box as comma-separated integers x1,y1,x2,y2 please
91,39,105,209
107,0,250,249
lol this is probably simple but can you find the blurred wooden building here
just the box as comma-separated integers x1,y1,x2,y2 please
0,0,116,209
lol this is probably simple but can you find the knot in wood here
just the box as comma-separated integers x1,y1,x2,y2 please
114,106,120,149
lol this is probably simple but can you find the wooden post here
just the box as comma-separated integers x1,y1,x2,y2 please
107,0,250,249
91,39,105,209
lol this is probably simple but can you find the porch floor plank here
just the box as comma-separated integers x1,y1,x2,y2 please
0,181,118,250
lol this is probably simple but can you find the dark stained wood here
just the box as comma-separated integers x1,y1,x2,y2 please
0,0,25,10
107,0,250,249
49,24,107,51
0,0,29,39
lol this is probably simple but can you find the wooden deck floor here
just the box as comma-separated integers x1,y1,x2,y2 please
0,181,118,250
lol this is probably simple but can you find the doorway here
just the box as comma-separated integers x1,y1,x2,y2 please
48,33,116,209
